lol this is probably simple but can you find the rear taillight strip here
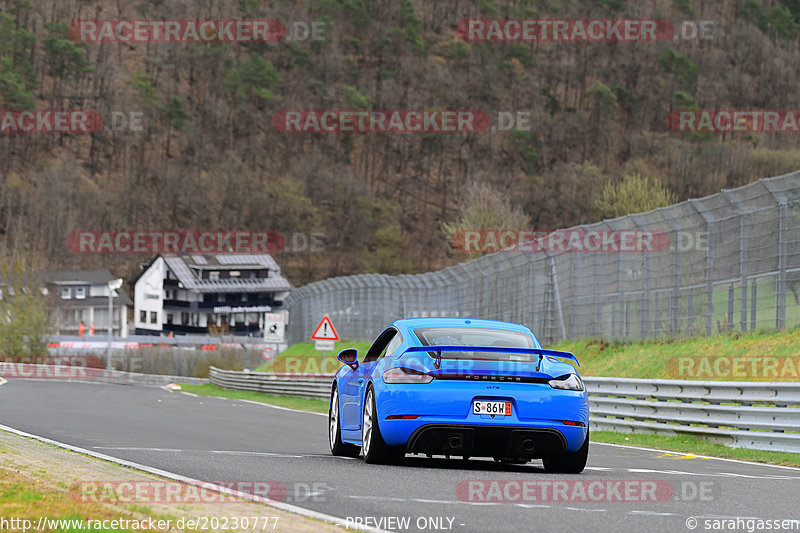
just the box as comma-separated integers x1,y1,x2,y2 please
435,374,550,383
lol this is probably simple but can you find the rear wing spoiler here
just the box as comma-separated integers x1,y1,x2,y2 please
401,345,580,367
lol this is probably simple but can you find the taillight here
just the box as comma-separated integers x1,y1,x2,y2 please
386,415,420,420
382,367,433,384
548,373,584,391
561,420,585,427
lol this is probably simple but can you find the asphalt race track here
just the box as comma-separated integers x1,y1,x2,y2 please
1,380,799,533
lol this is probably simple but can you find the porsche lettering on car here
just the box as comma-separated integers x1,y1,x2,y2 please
328,318,589,472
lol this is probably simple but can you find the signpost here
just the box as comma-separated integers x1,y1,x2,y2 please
311,315,339,360
314,339,335,351
263,312,286,343
311,314,339,342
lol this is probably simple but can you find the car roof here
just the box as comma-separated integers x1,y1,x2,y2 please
377,318,543,350
390,317,536,338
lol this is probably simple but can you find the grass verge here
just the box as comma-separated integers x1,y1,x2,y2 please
0,429,344,532
591,431,800,467
551,327,800,381
254,340,371,373
177,384,800,468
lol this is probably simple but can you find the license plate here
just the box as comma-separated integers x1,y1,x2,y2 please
473,400,512,416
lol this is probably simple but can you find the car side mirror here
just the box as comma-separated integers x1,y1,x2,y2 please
337,349,358,370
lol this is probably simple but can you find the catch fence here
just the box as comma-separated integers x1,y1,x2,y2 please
286,173,800,344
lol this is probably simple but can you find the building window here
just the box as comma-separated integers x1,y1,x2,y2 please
61,287,72,299
241,294,248,302
229,270,240,278
166,313,173,324
218,294,226,302
209,271,220,281
140,311,147,322
74,287,86,299
150,311,157,324
181,312,189,325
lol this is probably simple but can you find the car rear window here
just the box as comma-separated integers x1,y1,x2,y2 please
413,327,535,361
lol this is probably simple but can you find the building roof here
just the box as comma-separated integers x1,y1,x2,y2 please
44,269,116,285
44,269,132,306
162,254,293,294
1,269,132,306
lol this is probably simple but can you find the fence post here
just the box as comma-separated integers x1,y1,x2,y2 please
641,251,651,338
727,283,734,332
740,213,748,332
777,202,787,330
751,279,757,331
571,253,579,337
618,241,627,339
552,256,567,341
690,200,715,337
527,260,537,331
671,237,681,335
593,250,601,337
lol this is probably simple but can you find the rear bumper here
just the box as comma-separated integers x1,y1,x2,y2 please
372,379,588,454
407,424,569,458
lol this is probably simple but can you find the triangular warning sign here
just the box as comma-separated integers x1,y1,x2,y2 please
311,314,339,341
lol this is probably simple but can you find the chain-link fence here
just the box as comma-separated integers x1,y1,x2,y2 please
285,173,800,344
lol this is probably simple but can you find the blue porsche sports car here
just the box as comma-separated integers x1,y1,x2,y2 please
328,318,589,472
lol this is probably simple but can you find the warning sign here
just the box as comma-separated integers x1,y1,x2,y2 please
311,314,339,341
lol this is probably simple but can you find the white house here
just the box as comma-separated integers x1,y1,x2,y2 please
134,253,292,336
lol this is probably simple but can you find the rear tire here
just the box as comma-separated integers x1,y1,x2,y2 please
361,386,405,465
543,429,589,473
329,387,359,457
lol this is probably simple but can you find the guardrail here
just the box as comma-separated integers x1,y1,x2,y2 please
209,367,330,399
208,368,800,453
584,377,800,453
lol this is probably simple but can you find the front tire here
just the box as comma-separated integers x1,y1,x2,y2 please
361,386,404,464
542,429,589,473
329,387,359,457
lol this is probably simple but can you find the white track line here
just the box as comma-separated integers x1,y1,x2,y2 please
161,385,327,417
0,377,6,386
591,441,800,472
0,423,386,533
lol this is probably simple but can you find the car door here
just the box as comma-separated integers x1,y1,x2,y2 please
340,327,398,431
